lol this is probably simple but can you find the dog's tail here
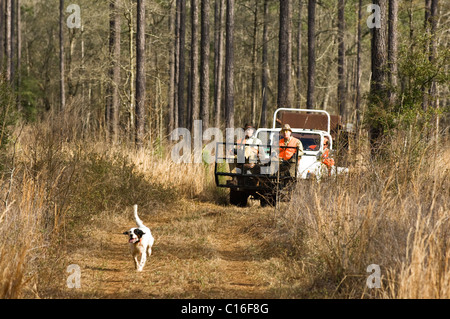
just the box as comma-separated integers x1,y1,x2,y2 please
133,204,145,228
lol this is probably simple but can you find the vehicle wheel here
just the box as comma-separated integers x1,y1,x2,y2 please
260,194,276,207
230,189,249,207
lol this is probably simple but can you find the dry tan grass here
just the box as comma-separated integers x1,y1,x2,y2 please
1,118,448,298
270,134,450,298
0,178,48,298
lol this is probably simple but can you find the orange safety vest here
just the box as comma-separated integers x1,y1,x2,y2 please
321,148,335,168
279,137,300,161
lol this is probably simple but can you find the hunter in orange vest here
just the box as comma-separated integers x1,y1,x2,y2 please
321,136,335,176
279,124,303,162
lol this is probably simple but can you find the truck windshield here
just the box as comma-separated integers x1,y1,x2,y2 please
292,133,321,151
256,130,321,152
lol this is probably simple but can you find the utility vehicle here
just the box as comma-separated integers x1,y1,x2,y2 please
214,108,346,207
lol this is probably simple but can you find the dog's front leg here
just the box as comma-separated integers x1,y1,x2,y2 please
137,253,147,272
133,254,140,270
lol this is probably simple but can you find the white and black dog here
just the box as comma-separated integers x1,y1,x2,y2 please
123,205,154,272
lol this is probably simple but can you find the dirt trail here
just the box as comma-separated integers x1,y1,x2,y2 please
212,232,267,298
65,200,277,299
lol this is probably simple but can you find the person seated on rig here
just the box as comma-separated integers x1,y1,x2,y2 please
278,124,304,177
236,123,262,160
228,123,262,182
321,136,335,177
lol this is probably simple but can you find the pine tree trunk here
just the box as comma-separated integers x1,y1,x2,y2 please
173,1,180,129
388,0,398,105
135,0,146,148
59,0,65,111
186,69,192,130
369,0,388,150
422,0,433,111
337,0,346,120
10,0,15,85
428,0,438,108
277,0,292,109
250,0,258,125
200,0,210,131
124,9,135,139
260,0,269,128
370,0,388,99
190,0,200,131
306,0,316,109
0,0,4,67
355,0,362,126
107,0,121,143
214,0,225,128
16,0,22,111
177,0,186,128
429,0,439,136
296,0,303,108
407,0,414,40
168,1,176,134
225,0,234,129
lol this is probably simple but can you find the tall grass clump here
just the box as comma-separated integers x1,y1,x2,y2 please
0,170,52,298
276,128,450,298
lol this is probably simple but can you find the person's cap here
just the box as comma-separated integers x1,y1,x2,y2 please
280,124,292,132
244,123,254,130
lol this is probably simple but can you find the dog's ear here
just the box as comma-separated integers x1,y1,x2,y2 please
123,231,129,235
134,229,145,237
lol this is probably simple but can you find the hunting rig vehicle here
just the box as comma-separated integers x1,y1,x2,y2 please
214,108,348,207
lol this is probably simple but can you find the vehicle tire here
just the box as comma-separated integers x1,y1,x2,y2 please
260,194,276,207
229,189,249,207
